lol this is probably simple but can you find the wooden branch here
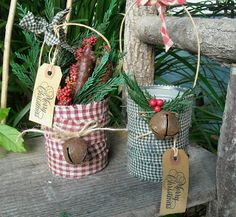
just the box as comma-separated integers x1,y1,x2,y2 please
1,0,17,111
65,0,73,33
135,16,236,63
216,65,236,217
124,1,157,85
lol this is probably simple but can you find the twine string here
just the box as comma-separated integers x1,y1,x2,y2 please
38,40,46,68
136,131,152,139
17,120,127,142
183,5,201,88
172,136,178,159
54,23,111,49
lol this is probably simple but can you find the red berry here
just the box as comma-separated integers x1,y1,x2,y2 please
156,99,164,107
149,98,157,107
154,106,161,113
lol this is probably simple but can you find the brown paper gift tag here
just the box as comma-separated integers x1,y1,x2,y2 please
29,63,62,127
159,149,189,216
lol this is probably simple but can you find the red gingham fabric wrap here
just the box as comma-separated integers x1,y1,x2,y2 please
44,99,109,179
136,0,186,52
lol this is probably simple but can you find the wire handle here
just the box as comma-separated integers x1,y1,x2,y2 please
119,2,200,88
38,22,111,67
55,23,111,50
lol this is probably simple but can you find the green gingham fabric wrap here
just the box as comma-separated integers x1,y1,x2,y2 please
127,85,192,182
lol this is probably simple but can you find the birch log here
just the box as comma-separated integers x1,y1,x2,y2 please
135,16,236,63
1,0,17,111
123,1,157,85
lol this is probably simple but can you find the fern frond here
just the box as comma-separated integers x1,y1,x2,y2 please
96,0,118,34
11,63,33,89
91,75,124,102
11,32,40,92
17,3,27,19
44,0,55,22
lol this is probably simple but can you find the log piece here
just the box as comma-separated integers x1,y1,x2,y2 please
215,65,236,217
124,1,157,85
135,16,236,63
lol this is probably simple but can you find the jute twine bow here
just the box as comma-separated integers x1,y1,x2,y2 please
19,8,74,53
136,0,186,52
17,120,127,142
172,136,178,159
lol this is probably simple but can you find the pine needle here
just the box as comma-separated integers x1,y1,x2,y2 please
122,74,193,121
11,31,40,91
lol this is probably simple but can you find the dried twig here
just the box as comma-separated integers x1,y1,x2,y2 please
65,0,73,33
1,0,17,122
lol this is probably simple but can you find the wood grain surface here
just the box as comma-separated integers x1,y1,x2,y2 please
0,132,216,217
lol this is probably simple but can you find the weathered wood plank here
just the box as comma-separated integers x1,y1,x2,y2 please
135,16,236,63
215,65,236,217
0,132,216,217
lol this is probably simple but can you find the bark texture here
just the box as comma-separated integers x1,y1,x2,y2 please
124,1,157,85
216,65,236,217
135,16,236,63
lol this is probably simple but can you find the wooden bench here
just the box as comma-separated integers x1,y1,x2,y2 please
0,132,216,217
123,1,236,216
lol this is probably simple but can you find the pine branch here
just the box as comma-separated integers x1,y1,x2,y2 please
73,52,110,104
162,89,193,113
44,0,55,22
16,3,27,19
11,31,40,91
96,0,118,34
88,75,124,103
122,74,194,121
122,73,153,112
11,63,33,89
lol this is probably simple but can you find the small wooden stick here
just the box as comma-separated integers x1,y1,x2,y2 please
1,0,17,122
65,0,73,34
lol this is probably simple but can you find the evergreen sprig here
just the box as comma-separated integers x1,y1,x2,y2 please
95,0,118,34
162,89,193,112
122,73,153,112
44,0,55,22
73,52,123,104
17,3,28,19
82,75,124,104
122,74,193,121
11,31,40,92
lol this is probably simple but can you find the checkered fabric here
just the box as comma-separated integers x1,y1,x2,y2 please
136,0,186,52
19,9,74,53
44,99,109,179
127,85,192,182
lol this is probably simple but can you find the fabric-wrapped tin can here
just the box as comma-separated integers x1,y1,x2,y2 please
127,85,192,182
44,99,109,179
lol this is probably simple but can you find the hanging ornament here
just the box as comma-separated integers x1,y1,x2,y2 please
123,74,192,140
62,137,88,164
149,111,180,140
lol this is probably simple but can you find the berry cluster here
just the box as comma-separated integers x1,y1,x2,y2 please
149,98,164,113
56,35,97,105
56,65,78,105
76,35,97,61
82,35,97,47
